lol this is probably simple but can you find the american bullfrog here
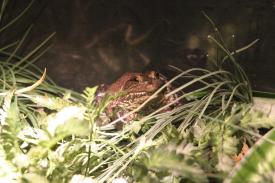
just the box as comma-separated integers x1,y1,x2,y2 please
96,71,177,128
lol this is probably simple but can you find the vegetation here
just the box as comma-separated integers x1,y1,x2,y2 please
0,1,275,183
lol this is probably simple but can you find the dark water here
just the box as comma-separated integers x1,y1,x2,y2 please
1,0,275,92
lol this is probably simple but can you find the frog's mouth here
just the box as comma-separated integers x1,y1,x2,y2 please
122,91,152,103
123,91,162,109
124,79,165,93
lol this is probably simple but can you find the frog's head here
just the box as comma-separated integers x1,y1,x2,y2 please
123,71,165,94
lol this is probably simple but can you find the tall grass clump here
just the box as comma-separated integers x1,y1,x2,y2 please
0,2,275,183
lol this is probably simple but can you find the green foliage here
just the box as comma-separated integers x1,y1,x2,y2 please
141,143,207,183
28,95,73,111
225,128,275,183
0,2,275,183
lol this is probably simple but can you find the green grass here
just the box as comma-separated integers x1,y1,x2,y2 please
0,2,275,183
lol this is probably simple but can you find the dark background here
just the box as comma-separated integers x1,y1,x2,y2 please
1,0,275,91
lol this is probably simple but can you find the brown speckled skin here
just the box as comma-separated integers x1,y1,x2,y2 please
97,71,175,128
107,71,164,94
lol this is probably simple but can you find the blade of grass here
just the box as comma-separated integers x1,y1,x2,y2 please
11,32,55,70
6,25,32,63
0,0,34,33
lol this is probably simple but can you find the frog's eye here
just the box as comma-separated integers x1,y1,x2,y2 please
135,74,144,82
147,71,159,79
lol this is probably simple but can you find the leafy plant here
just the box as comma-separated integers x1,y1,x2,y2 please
1,1,275,183
225,128,275,183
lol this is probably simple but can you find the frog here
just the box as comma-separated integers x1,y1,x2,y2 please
96,71,177,129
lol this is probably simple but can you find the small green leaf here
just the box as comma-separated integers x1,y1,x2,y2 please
46,106,85,136
145,145,208,183
28,95,72,110
55,118,90,137
22,173,49,183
